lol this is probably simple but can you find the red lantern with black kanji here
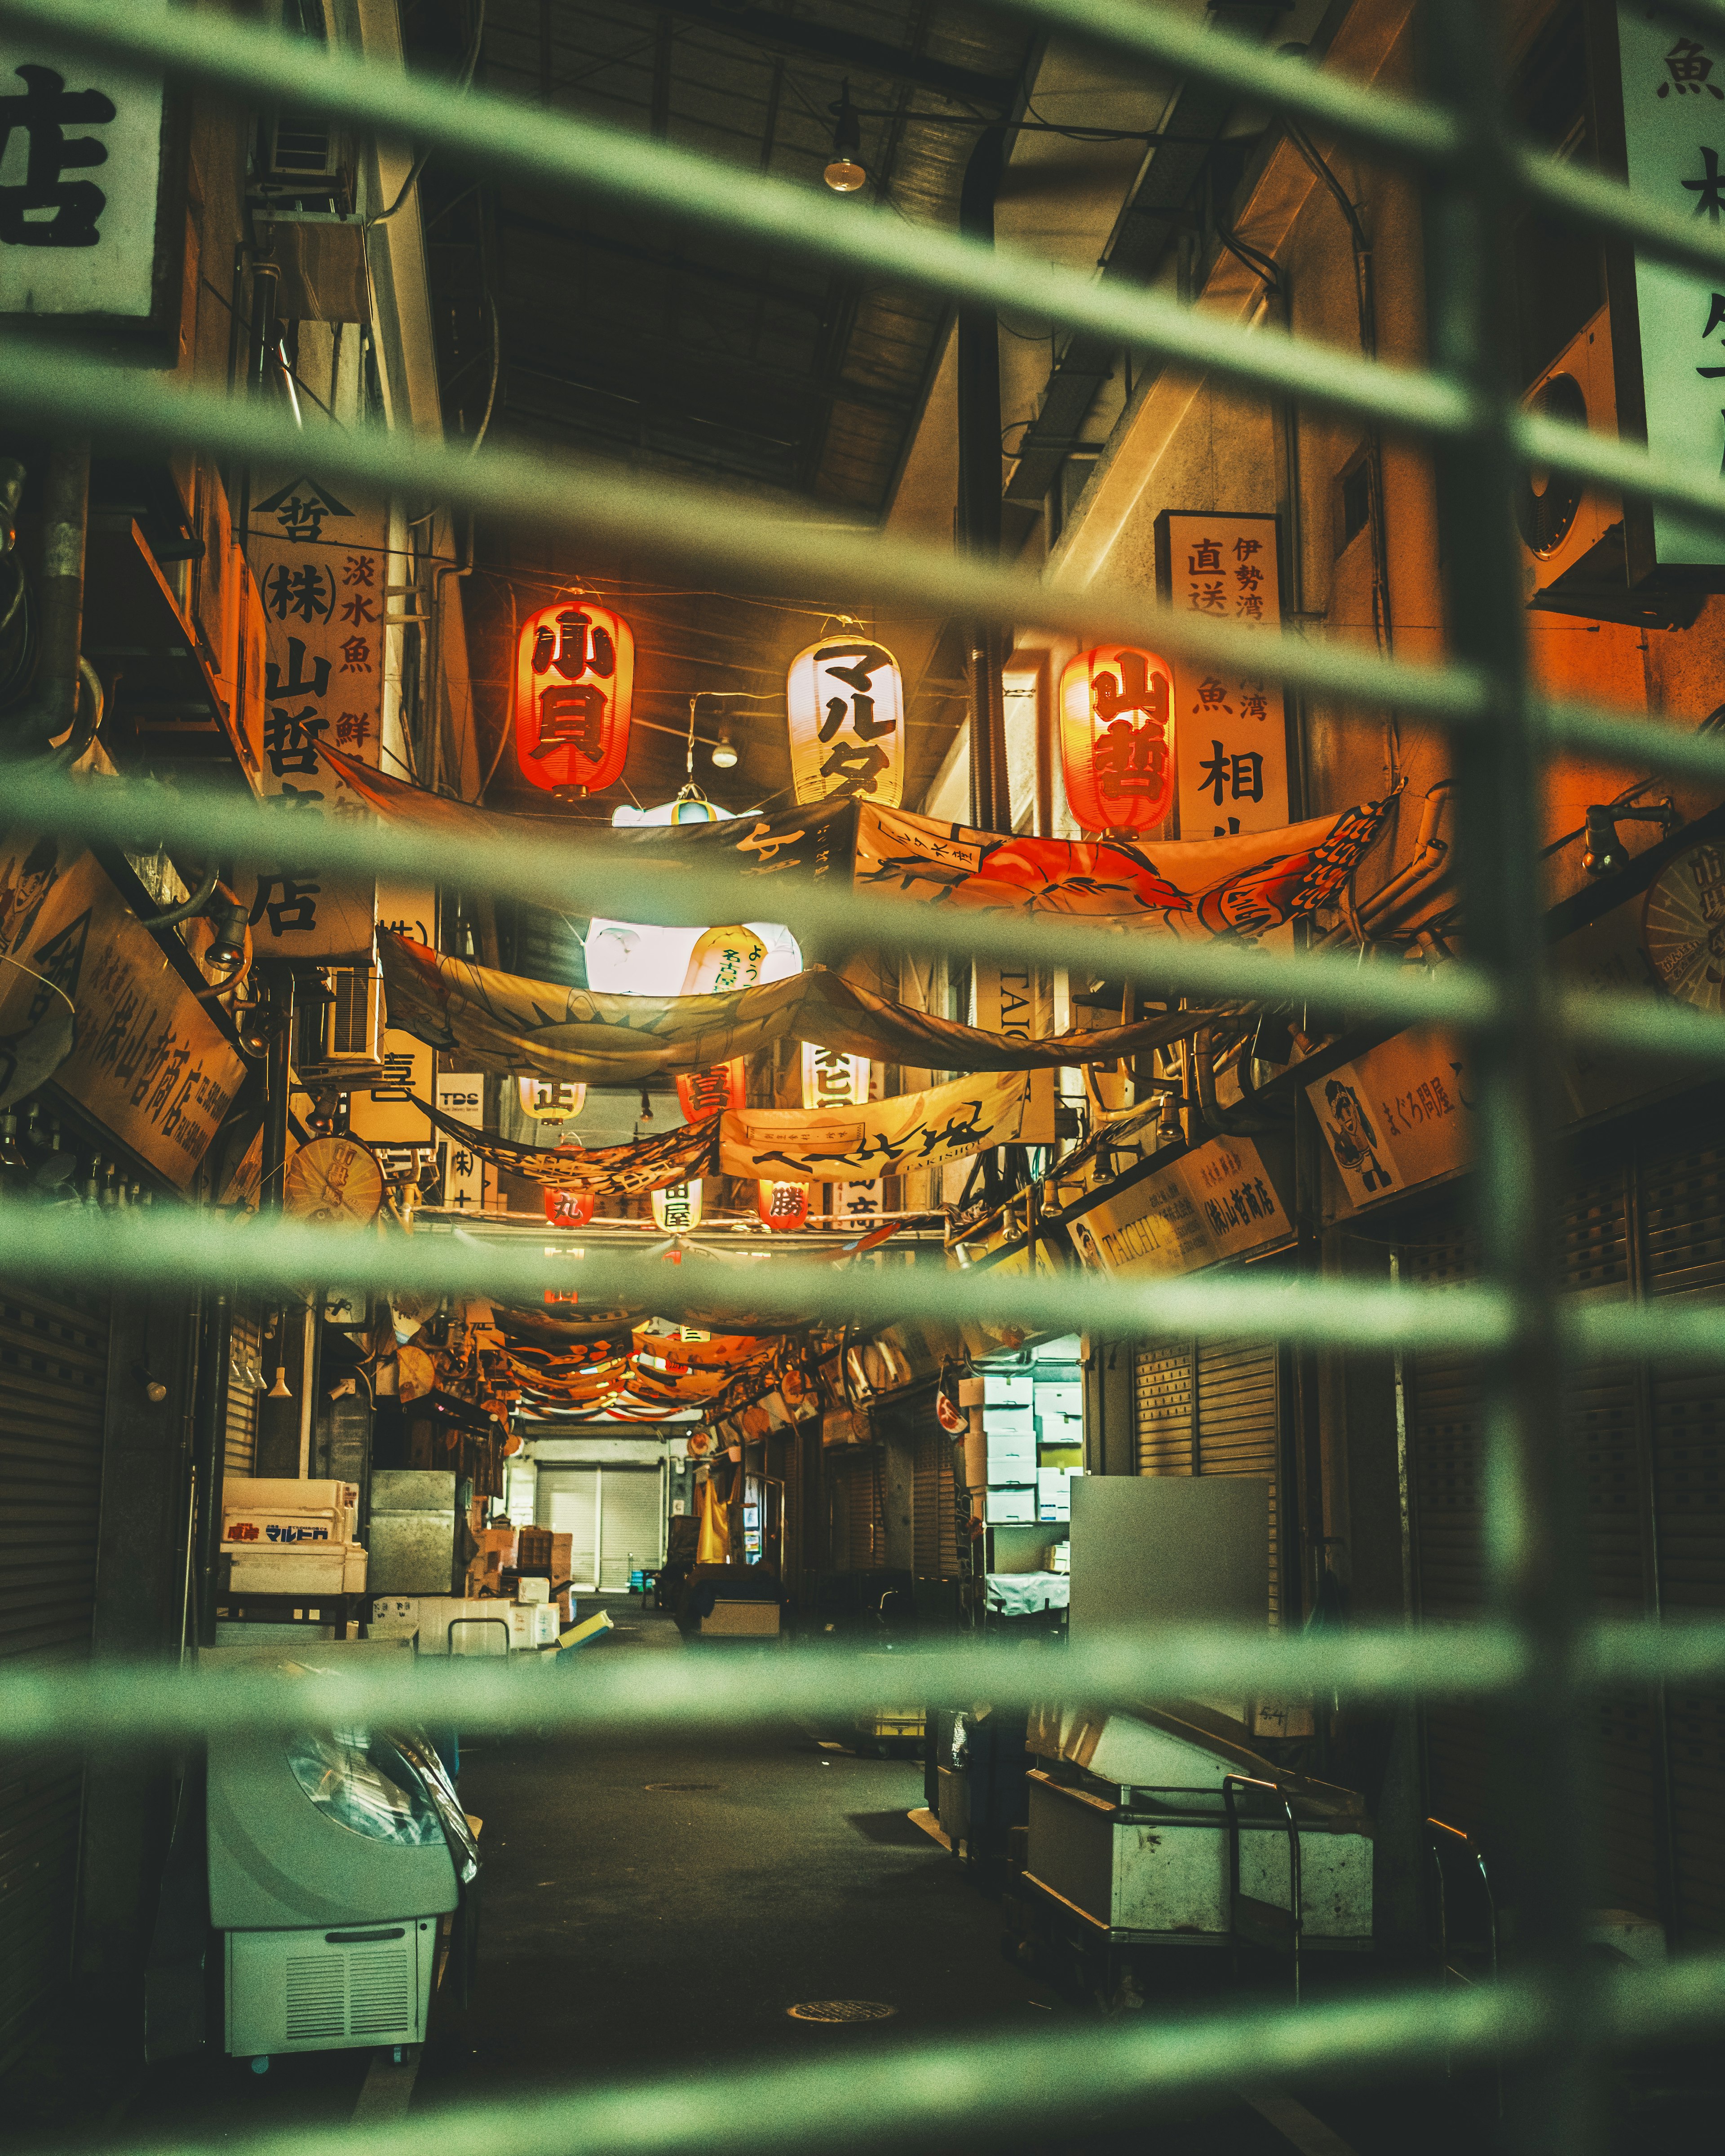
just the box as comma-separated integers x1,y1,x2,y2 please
542,1141,595,1227
758,1181,809,1233
1059,646,1175,835
514,600,634,796
677,1057,746,1126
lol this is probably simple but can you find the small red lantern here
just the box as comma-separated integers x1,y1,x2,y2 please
758,1181,809,1232
514,599,634,796
542,1141,595,1227
677,1057,745,1125
1059,646,1175,834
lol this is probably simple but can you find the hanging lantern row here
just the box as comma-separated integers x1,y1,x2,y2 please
1059,645,1175,835
513,600,634,797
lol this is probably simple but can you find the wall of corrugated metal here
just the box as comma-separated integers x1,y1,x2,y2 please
1134,1336,1281,1626
909,1392,962,1581
0,1280,111,2067
1402,1096,1725,1938
829,1448,885,1571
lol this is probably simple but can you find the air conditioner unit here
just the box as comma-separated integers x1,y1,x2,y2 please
1517,305,1704,631
320,966,384,1064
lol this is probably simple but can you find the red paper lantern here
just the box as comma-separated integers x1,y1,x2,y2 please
758,1181,809,1232
542,1141,595,1227
1059,646,1175,834
514,600,634,796
677,1057,746,1125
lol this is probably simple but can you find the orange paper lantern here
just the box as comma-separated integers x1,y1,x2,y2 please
1058,646,1175,834
677,1058,746,1125
514,599,634,796
542,1141,595,1226
786,638,904,805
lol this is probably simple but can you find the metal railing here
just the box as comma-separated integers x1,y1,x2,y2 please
1,0,1724,2150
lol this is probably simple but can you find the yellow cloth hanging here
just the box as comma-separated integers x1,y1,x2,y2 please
695,1473,732,1564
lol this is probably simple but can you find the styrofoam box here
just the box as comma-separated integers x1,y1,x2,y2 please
1037,1467,1075,1501
988,1447,1035,1479
222,1476,358,1550
1034,1384,1082,1419
982,1374,1033,1407
517,1576,550,1604
984,1406,1035,1440
230,1546,367,1594
1037,1410,1084,1443
986,1488,1037,1523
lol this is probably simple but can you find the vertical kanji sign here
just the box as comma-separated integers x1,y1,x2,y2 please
0,4,168,324
786,639,904,806
243,468,389,960
1155,509,1289,838
1614,6,1725,569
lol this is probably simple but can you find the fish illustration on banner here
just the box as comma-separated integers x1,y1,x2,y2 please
852,797,1392,933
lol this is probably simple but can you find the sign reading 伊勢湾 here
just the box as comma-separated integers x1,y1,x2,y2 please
1154,510,1289,841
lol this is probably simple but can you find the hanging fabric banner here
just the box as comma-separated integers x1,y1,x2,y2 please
413,1098,720,1194
380,934,1222,1088
419,1072,1031,1188
718,1069,1033,1184
852,798,1392,931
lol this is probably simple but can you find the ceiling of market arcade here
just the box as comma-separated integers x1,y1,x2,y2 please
405,0,1042,828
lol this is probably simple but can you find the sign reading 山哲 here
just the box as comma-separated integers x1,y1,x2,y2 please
0,5,176,337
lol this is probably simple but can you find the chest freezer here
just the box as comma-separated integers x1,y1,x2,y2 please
203,1640,480,2062
1022,1702,1372,1948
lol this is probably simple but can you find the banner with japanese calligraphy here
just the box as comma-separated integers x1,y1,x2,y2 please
1154,509,1288,837
1615,5,1725,568
0,833,247,1185
852,797,1391,935
1063,1132,1293,1278
719,1069,1032,1184
377,932,1220,1087
0,4,168,323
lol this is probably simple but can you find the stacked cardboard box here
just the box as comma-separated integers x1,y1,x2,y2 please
222,1477,367,1593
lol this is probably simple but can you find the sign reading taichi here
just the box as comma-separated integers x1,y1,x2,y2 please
1154,510,1288,839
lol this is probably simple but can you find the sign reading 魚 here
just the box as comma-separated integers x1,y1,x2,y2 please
0,5,169,324
1615,6,1725,569
1154,510,1288,839
1065,1133,1292,1278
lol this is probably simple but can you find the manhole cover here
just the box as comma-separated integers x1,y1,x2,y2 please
643,1781,722,1791
787,2001,898,2023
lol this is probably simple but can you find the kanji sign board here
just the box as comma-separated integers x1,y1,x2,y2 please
0,4,172,326
1154,510,1289,839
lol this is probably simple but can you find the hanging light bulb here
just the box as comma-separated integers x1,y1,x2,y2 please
824,80,866,193
710,729,738,770
638,1087,654,1126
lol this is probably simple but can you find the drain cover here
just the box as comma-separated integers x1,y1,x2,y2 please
643,1781,722,1791
787,2001,898,2023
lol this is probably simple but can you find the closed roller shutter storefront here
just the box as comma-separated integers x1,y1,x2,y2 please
0,1281,112,2066
225,1303,261,1478
1403,1098,1725,1937
830,1449,885,1570
1134,1335,1282,1626
909,1392,962,1581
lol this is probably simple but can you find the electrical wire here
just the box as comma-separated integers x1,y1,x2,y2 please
368,0,487,225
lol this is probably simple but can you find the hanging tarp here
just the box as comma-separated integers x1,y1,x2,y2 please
424,1097,721,1194
381,933,1221,1089
852,798,1393,930
419,1069,1031,1189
